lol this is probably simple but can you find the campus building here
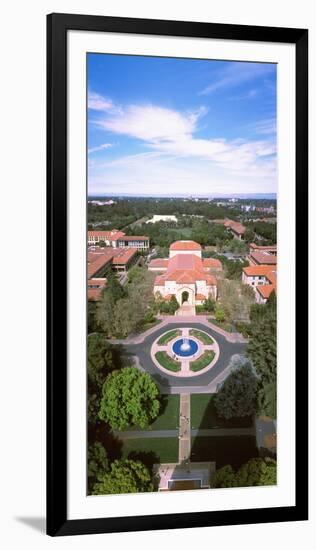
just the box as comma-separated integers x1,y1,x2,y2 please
242,264,276,304
146,214,178,223
87,247,138,301
224,219,246,240
247,243,277,266
88,230,150,250
148,240,221,307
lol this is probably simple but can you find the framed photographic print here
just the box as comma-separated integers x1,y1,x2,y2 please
47,13,308,536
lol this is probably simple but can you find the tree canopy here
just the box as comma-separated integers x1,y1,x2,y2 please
247,293,277,418
92,459,153,495
212,457,277,488
214,355,259,419
88,442,109,491
88,334,115,387
99,367,160,430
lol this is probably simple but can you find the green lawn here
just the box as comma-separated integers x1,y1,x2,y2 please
190,351,215,372
189,329,214,344
155,351,181,372
209,318,233,332
168,227,193,238
125,395,180,431
157,329,181,345
121,437,179,464
191,394,253,429
190,435,257,469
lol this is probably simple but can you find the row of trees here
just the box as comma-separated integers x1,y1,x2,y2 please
212,457,276,488
247,293,277,418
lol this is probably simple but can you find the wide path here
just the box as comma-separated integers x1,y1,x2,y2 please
179,394,191,462
113,426,255,439
121,321,247,393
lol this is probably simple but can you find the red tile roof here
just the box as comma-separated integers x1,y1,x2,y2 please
117,235,149,241
88,230,125,241
203,258,222,269
243,265,276,277
87,247,136,277
223,219,246,234
148,259,169,269
249,243,277,252
195,293,207,300
111,248,137,265
250,251,277,265
154,253,217,286
256,284,275,299
169,240,201,251
230,222,246,235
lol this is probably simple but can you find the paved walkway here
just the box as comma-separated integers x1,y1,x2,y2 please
113,426,255,440
124,321,246,393
179,394,191,462
108,315,248,345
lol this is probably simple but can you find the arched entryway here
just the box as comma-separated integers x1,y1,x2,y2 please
181,290,189,304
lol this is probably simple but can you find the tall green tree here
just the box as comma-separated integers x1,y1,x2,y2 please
88,442,109,492
214,355,259,419
99,367,160,430
88,334,115,387
92,459,153,495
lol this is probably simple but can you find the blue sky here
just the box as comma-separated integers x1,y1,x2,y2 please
87,54,276,197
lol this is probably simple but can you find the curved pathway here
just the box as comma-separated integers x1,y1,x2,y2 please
115,319,247,393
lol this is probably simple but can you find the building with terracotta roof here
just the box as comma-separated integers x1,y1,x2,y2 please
224,219,246,240
88,230,150,250
88,230,126,247
247,243,277,267
117,235,150,251
242,264,277,304
87,247,138,301
152,241,218,306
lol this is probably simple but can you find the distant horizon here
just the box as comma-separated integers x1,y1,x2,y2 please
88,54,277,198
88,192,277,200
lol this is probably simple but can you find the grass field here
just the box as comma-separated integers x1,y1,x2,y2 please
190,351,215,372
190,394,253,429
157,329,181,345
155,351,181,372
125,395,180,431
121,437,179,464
190,435,257,469
189,329,214,344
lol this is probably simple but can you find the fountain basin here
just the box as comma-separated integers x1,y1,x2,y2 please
172,338,198,357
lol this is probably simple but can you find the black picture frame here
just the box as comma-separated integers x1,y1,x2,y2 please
47,12,308,537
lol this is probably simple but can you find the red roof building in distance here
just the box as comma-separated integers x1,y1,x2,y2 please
88,230,150,250
88,230,126,246
224,219,246,240
152,241,218,307
242,263,277,304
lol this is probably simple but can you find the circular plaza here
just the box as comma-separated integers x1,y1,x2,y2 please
151,327,220,377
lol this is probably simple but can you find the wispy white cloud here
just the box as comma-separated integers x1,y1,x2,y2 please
199,62,274,96
88,90,276,196
251,118,277,136
229,88,259,101
88,91,114,111
88,143,113,154
89,153,276,197
95,104,207,143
